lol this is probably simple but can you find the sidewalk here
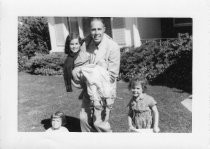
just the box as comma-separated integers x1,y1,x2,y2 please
181,95,192,112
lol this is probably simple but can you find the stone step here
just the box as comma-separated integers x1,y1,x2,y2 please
181,95,192,112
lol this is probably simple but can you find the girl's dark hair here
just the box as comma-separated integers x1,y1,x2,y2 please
128,75,148,93
51,111,66,126
64,33,83,54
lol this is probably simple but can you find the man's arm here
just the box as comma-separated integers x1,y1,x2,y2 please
107,43,120,83
74,42,89,67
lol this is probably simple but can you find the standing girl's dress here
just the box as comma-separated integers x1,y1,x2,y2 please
128,94,157,129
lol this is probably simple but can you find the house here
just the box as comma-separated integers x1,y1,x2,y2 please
47,17,192,52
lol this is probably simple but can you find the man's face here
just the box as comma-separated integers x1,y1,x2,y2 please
90,20,105,45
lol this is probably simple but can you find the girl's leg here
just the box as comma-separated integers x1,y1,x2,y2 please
93,99,113,132
104,98,114,122
93,101,112,132
93,103,103,131
80,108,93,132
87,84,105,131
80,93,96,132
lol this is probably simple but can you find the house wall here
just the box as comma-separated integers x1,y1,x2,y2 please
161,18,192,38
124,18,133,47
111,18,126,47
125,18,141,47
137,18,162,39
48,17,69,52
68,17,79,34
48,17,163,52
112,17,161,47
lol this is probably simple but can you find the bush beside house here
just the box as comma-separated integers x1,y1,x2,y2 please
18,52,29,72
120,33,192,92
18,17,51,71
26,53,66,75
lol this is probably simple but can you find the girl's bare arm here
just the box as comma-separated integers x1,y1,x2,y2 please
151,105,160,132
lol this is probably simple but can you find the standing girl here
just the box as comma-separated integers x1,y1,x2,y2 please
127,75,160,133
63,33,82,92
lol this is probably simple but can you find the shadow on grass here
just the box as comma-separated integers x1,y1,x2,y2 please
41,116,81,132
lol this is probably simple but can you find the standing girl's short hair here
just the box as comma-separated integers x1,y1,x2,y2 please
64,33,83,54
128,75,148,93
51,111,66,126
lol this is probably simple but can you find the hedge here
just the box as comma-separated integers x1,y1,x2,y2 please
18,52,29,72
26,53,66,75
120,33,192,84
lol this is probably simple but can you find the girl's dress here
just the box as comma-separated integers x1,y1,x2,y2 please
128,94,157,129
63,50,80,92
46,126,69,132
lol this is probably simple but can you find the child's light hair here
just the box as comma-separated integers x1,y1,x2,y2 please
51,111,66,126
128,75,147,93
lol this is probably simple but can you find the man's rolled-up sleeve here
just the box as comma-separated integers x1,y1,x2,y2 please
74,43,89,67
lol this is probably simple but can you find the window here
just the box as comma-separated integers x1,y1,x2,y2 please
67,17,79,34
54,17,65,46
173,18,192,27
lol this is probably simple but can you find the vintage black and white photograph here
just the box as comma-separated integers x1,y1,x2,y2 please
18,17,192,133
1,0,210,148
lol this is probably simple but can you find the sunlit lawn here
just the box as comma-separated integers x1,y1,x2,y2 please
18,72,192,132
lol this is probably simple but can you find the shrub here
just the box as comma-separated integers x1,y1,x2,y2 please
26,53,66,75
18,52,29,72
120,33,192,83
18,17,51,71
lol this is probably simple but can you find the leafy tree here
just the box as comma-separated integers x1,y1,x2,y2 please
18,17,51,58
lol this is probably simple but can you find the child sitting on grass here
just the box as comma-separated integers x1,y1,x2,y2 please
46,111,69,132
127,75,160,133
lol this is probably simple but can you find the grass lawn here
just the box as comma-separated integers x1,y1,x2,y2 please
18,72,192,132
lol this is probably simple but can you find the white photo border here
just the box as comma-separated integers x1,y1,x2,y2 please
1,0,210,148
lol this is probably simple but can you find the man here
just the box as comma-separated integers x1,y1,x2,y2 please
74,18,120,132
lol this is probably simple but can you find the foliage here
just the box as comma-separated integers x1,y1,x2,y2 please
18,17,51,57
26,53,66,76
18,52,29,72
120,33,192,84
18,17,51,71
